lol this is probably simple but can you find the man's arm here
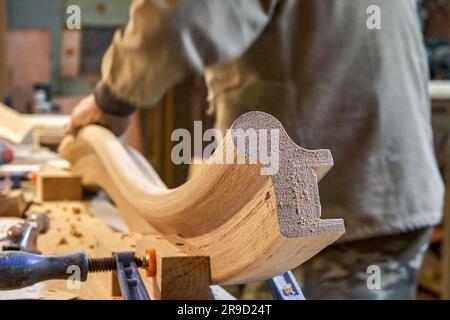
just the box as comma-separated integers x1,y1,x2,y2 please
67,0,278,134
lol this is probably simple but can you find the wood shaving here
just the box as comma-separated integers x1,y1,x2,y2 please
70,224,82,238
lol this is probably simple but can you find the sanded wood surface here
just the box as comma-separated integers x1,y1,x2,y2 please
1,197,233,300
59,111,345,285
0,200,140,300
36,201,141,299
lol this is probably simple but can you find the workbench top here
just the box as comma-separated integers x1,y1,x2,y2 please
1,200,140,300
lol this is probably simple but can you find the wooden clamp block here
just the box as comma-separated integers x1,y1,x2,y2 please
36,168,82,201
135,235,212,300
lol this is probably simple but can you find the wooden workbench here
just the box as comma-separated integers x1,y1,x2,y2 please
1,199,140,300
39,201,142,300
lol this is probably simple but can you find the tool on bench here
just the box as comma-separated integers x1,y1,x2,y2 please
0,249,156,300
0,171,31,189
9,172,30,189
0,247,306,300
0,142,14,165
0,142,21,189
0,213,49,253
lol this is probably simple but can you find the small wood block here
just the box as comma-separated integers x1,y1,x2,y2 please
36,169,82,201
0,190,25,217
136,235,212,300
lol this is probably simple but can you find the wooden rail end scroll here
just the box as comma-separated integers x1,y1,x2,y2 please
59,111,345,286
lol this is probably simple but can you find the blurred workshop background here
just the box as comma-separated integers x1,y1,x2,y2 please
0,0,450,299
0,0,212,189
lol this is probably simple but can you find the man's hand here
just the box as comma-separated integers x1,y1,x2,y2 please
65,94,131,136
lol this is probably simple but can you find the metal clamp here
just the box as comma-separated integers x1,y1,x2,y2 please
113,252,151,300
266,271,305,300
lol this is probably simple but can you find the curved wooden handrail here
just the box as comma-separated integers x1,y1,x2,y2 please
59,111,344,284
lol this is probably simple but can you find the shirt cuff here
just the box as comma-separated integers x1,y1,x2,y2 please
94,82,137,117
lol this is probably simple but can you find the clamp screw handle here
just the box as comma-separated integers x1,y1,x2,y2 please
144,248,156,277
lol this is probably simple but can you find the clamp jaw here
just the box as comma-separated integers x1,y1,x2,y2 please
0,249,157,300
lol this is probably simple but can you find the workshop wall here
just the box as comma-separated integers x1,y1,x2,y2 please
3,0,212,188
5,0,131,112
423,0,450,79
0,0,7,101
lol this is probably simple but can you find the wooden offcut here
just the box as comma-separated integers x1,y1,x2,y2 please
59,111,345,285
0,190,25,217
36,169,82,202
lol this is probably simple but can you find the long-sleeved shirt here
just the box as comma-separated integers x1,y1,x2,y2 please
95,0,444,242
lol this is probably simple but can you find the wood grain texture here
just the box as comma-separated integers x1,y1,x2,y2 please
59,111,345,285
137,235,212,300
0,190,25,217
36,169,82,202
